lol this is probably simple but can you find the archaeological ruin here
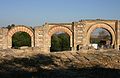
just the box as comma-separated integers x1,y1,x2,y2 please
0,19,120,53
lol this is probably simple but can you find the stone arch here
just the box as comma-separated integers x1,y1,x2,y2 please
7,25,34,48
48,26,73,51
86,22,115,46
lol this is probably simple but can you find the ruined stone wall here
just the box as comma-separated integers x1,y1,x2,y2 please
7,25,34,48
0,28,8,49
43,23,73,52
0,19,119,52
119,21,120,45
73,21,86,50
116,21,120,50
34,26,44,52
73,20,120,50
82,20,117,46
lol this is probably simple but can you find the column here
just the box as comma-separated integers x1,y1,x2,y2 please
116,20,119,50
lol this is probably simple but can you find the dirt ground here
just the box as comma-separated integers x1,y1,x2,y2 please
0,49,120,78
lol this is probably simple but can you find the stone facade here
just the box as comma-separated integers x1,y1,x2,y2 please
0,19,120,53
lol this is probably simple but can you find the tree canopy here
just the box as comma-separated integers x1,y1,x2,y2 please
50,32,70,52
12,32,31,49
6,24,15,30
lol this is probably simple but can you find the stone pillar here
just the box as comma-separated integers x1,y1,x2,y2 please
7,35,12,48
43,23,50,53
116,20,120,50
2,28,8,49
31,36,34,47
73,22,77,51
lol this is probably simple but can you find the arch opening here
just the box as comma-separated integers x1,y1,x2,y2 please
87,23,115,49
7,26,34,48
12,31,31,49
50,32,71,52
48,26,73,52
90,28,113,49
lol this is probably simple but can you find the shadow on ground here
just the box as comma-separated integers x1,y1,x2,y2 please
0,54,120,78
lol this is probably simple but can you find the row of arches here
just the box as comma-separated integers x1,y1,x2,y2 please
7,23,116,52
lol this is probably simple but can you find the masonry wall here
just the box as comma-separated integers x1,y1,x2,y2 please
40,23,74,52
73,20,119,50
116,21,120,50
0,28,8,49
119,21,120,45
0,19,119,51
34,26,44,52
83,20,116,45
73,21,86,50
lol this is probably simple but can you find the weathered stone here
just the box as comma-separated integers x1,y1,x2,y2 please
0,20,119,53
20,46,29,49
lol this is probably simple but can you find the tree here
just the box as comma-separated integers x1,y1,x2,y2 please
7,24,15,30
58,33,70,51
50,32,70,52
51,34,61,51
12,32,31,48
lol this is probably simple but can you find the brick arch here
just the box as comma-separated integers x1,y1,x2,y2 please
48,26,73,50
7,25,34,48
86,23,115,46
48,26,72,36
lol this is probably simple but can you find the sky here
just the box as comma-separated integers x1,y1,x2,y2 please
0,0,120,27
91,28,111,36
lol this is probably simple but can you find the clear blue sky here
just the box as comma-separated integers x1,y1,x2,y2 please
0,0,120,27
